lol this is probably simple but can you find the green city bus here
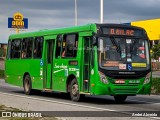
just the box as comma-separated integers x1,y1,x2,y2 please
5,23,152,102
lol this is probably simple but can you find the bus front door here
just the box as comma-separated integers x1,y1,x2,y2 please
45,40,55,89
83,37,91,92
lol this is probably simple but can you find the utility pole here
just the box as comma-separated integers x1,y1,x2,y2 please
100,0,103,23
75,0,78,26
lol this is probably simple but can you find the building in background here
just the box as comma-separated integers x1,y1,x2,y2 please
129,18,160,69
130,18,160,48
0,43,7,59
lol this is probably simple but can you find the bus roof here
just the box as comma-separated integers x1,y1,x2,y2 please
8,23,146,39
9,23,96,39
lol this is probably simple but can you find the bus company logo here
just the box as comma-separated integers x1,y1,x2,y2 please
12,12,24,27
8,12,28,29
14,13,23,21
11,12,24,28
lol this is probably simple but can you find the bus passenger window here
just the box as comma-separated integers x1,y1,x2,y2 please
22,38,33,58
55,35,62,58
7,40,11,59
21,50,26,58
34,37,44,58
62,34,78,58
61,36,66,57
11,39,21,59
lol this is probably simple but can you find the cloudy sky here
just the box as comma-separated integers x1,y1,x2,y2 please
1,0,160,43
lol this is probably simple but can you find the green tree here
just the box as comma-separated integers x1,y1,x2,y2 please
152,43,160,60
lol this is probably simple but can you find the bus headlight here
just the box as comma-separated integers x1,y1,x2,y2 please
143,72,151,84
99,71,108,84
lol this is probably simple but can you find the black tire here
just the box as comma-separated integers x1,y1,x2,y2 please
114,95,127,103
23,75,34,95
70,78,82,102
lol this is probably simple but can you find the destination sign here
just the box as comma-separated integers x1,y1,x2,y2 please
110,28,134,36
102,27,145,37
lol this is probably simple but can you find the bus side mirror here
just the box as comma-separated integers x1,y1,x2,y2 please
92,36,97,45
99,38,103,52
92,32,97,45
57,35,62,41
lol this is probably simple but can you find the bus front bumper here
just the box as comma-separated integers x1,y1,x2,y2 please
93,82,151,95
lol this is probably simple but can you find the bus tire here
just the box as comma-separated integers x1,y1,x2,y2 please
23,75,33,95
114,95,127,103
70,78,81,102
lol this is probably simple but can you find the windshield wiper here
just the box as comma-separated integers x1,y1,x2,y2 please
130,39,137,54
110,36,121,53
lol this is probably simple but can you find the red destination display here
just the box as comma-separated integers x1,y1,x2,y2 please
110,28,134,36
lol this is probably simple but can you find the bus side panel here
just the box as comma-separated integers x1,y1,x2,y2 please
5,59,43,90
52,58,80,92
29,60,43,90
52,59,68,92
5,59,26,87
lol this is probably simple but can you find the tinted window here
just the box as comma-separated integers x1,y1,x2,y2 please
98,37,150,71
22,38,33,58
11,39,21,59
34,37,44,58
55,35,62,58
61,34,78,58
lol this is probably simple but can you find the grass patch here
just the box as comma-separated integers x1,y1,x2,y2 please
151,78,160,94
0,69,4,78
0,105,5,110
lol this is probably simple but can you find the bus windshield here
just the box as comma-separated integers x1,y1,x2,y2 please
98,37,150,71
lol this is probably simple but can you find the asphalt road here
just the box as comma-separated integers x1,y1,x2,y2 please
0,79,160,120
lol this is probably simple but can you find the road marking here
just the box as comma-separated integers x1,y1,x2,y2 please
0,91,116,111
0,92,160,119
152,117,160,120
0,84,23,89
127,99,160,105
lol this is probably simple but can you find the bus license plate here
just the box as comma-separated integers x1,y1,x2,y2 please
129,80,140,84
115,79,125,84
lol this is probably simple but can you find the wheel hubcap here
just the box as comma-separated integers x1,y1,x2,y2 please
25,79,29,92
71,84,78,96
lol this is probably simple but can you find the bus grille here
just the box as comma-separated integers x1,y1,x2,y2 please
114,88,138,94
114,84,139,86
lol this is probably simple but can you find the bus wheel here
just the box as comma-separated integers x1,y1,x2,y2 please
23,75,33,95
114,95,127,103
70,79,81,102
